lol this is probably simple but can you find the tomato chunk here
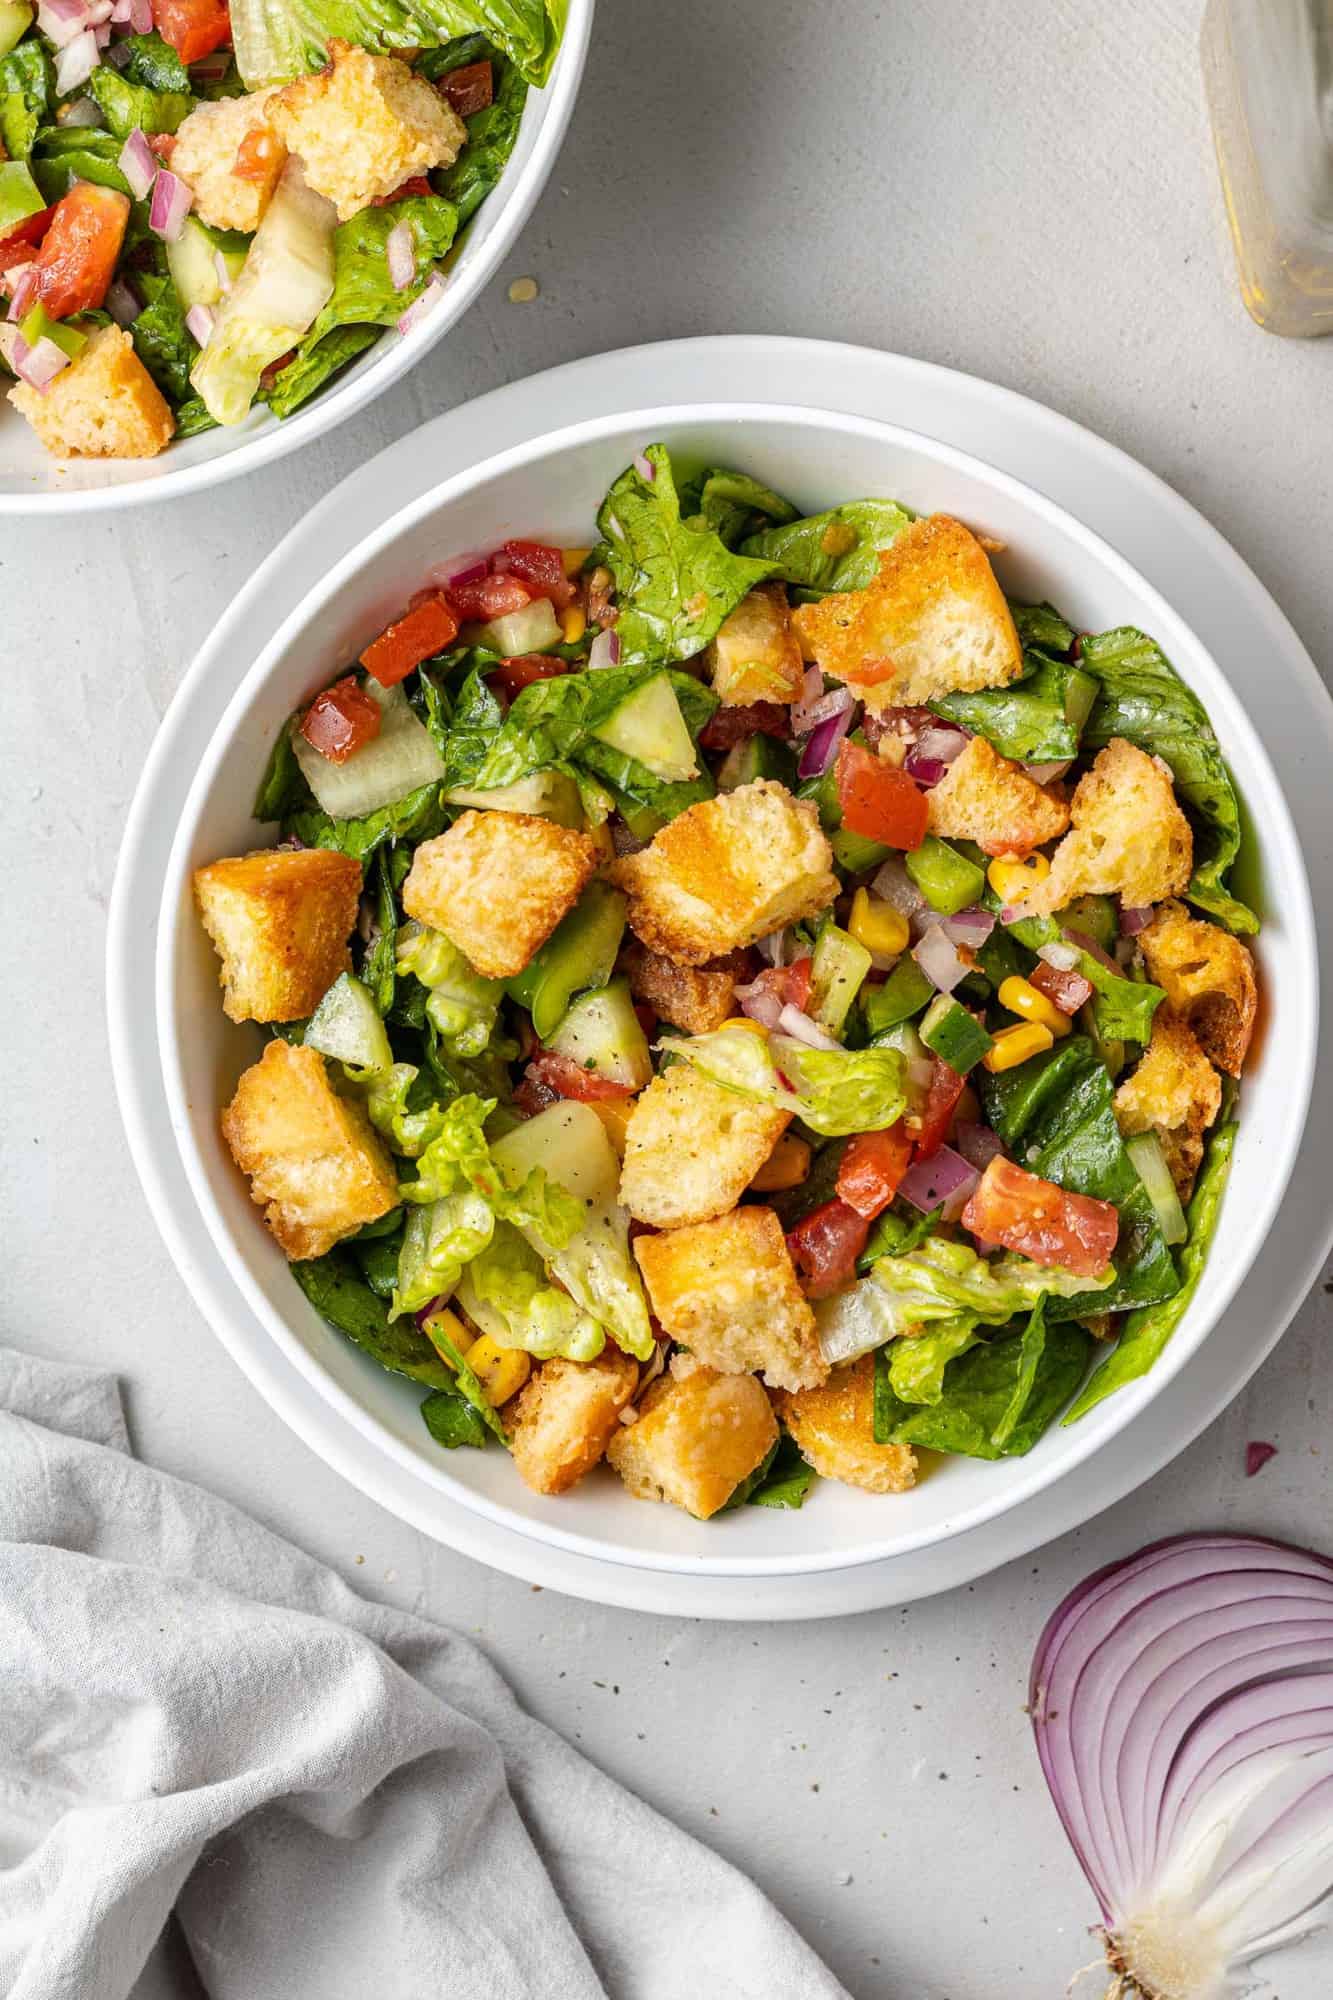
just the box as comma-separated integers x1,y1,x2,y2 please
360,593,460,685
147,132,177,165
0,207,53,270
490,654,571,697
32,184,129,319
835,740,929,849
523,1051,635,1104
836,1124,914,1220
299,676,383,764
786,1198,870,1299
961,1156,1119,1279
913,1057,967,1160
495,539,575,609
233,128,284,183
439,59,493,116
698,700,790,751
448,570,532,622
372,175,433,206
1030,961,1094,1016
745,955,813,1019
153,0,231,66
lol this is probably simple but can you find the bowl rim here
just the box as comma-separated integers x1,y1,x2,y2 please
155,397,1318,1578
0,0,594,518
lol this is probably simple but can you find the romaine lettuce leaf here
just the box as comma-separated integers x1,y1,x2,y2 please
264,323,379,419
931,650,1090,763
1006,913,1163,1046
739,499,914,594
395,920,505,1058
873,1308,1092,1459
309,194,459,342
683,466,797,548
435,46,528,225
31,128,131,199
88,65,194,138
658,1025,907,1139
229,0,561,90
1,42,52,161
392,1188,495,1318
745,1433,816,1510
421,1386,489,1448
886,1314,982,1404
863,1235,1106,1339
121,31,192,89
291,1249,454,1386
457,1221,606,1361
1008,601,1076,653
283,779,448,861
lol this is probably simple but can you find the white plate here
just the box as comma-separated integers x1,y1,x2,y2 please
109,336,1333,1618
0,5,591,516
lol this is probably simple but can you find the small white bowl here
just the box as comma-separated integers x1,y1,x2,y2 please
0,5,592,516
156,402,1316,1581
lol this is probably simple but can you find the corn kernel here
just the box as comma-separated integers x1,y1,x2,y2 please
589,1097,635,1157
561,604,587,644
849,887,909,958
561,547,592,578
983,1021,1055,1072
750,1133,812,1192
420,1307,472,1362
462,1333,531,1407
987,853,1051,905
720,1016,769,1036
998,975,1071,1038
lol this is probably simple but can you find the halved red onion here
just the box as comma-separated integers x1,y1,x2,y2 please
54,28,99,94
632,451,655,482
395,271,445,334
899,1145,977,1215
385,219,415,292
1120,902,1153,936
912,922,968,994
734,976,785,1031
105,276,141,326
776,1003,840,1050
790,665,827,734
797,702,854,780
6,263,39,325
1036,938,1081,973
1023,758,1072,784
185,302,215,346
36,0,90,48
955,1120,1004,1172
940,905,994,949
588,628,620,671
14,334,71,392
148,167,192,242
872,854,927,923
118,128,157,201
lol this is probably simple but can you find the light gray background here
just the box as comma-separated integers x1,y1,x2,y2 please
4,3,1331,1995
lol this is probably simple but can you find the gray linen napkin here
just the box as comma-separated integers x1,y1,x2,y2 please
0,1347,849,2000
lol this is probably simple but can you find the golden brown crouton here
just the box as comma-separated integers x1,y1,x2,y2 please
621,941,748,1034
607,1356,778,1519
508,1347,640,1496
221,1040,399,1259
704,582,805,707
925,735,1070,857
790,514,1023,712
270,40,466,221
170,88,285,232
1139,899,1258,1078
618,1064,790,1229
774,1354,918,1495
611,780,836,966
634,1207,826,1393
194,847,362,1023
402,811,599,979
1114,1008,1222,1198
1026,739,1193,917
9,326,174,461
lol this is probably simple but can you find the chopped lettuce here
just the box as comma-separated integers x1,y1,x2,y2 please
657,1025,907,1139
264,323,379,418
129,269,196,405
283,780,448,861
392,1189,495,1319
683,466,798,547
88,65,194,138
873,1307,1093,1459
931,650,1092,764
436,45,528,226
417,1314,509,1443
457,1221,606,1361
738,498,914,594
229,0,562,90
120,30,192,89
0,40,51,161
1006,912,1164,1046
1009,601,1076,653
291,1250,454,1386
886,1314,982,1404
395,920,505,1058
309,194,459,342
421,1386,489,1448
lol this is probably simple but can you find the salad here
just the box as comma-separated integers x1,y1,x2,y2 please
194,444,1260,1521
0,0,563,457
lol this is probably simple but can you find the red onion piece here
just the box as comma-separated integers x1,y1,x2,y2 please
1246,1440,1278,1477
776,1003,840,1050
903,752,948,787
940,905,995,949
1036,939,1081,973
128,0,151,29
36,0,89,47
54,28,99,93
632,451,655,481
413,1296,448,1333
588,628,620,671
148,167,192,242
1120,902,1153,936
1064,926,1119,972
898,1145,977,1215
734,976,785,1031
6,263,40,325
790,665,827,734
1023,758,1072,784
447,558,487,589
912,723,969,770
955,1120,1004,1171
797,702,854,780
15,334,71,391
109,0,131,18
118,127,156,201
912,922,968,994
385,219,415,292
396,271,445,334
872,854,927,923
754,928,789,968
184,302,215,346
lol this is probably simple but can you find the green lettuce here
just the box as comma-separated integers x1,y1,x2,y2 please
392,1188,496,1318
1006,913,1164,1046
885,1314,982,1404
264,324,379,419
421,1386,489,1448
931,651,1091,763
395,920,505,1057
658,1025,907,1139
746,1433,816,1509
873,1305,1092,1459
833,1235,1107,1347
683,466,797,547
307,195,458,344
121,31,192,89
31,129,131,200
416,1314,509,1443
229,0,562,89
1,42,52,161
130,269,196,405
738,499,914,594
88,65,193,138
457,1221,606,1361
1008,601,1076,653
283,779,448,861
291,1250,454,1386
436,46,528,225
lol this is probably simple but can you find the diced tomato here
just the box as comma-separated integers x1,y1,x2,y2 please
914,1057,967,1160
786,1199,870,1299
233,127,283,183
847,658,901,688
299,676,382,764
153,0,231,66
835,740,929,850
836,1124,914,1220
147,133,177,165
31,183,129,319
746,955,813,1018
495,539,575,609
961,1156,1119,1279
447,570,532,622
698,701,790,751
489,654,571,697
523,1051,635,1104
1030,961,1094,1016
439,58,493,116
0,207,53,270
372,175,433,206
360,593,460,685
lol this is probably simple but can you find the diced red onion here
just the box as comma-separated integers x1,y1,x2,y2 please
1023,758,1072,784
185,302,215,346
1037,939,1080,973
36,0,89,48
6,263,39,324
385,219,415,292
797,703,854,781
955,1120,1004,1172
754,928,789,968
447,557,487,589
105,276,141,326
395,272,446,335
14,335,71,392
899,1145,978,1215
909,723,969,774
734,976,785,1031
59,91,103,123
109,0,132,19
54,28,99,94
588,628,620,671
1064,926,1118,972
902,753,948,788
940,905,994,949
912,922,968,995
118,128,157,201
413,1296,447,1333
1120,902,1153,936
776,1004,840,1050
93,20,109,43
801,686,854,732
633,451,655,482
872,854,927,923
790,664,827,734
148,167,192,242
128,0,151,25
1245,1439,1278,1476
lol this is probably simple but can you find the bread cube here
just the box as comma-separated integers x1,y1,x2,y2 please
611,779,836,965
926,735,1069,857
622,941,748,1034
790,514,1023,711
1027,739,1193,917
1114,1009,1222,1198
618,1063,790,1229
9,326,174,461
774,1354,917,1495
170,87,285,232
508,1347,640,1496
704,582,805,707
1139,898,1258,1078
221,1039,399,1259
402,811,599,978
194,846,362,1023
606,1355,778,1520
634,1206,826,1392
270,40,466,221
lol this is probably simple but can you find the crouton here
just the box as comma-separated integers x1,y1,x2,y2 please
619,1064,790,1229
221,1040,399,1259
508,1347,640,1496
1025,739,1193,917
774,1354,917,1495
634,1207,826,1392
1139,898,1258,1078
194,846,362,1023
611,779,836,965
402,811,599,979
9,326,174,461
170,88,285,232
607,1355,778,1519
790,514,1024,712
270,40,466,222
704,582,805,707
622,941,748,1034
925,735,1069,857
1114,1008,1222,1198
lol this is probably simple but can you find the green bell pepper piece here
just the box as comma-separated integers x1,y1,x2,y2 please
0,155,41,234
905,836,986,916
505,879,627,1040
864,956,935,1034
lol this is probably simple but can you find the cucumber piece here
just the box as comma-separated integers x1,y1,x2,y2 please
444,768,583,826
476,597,562,656
505,880,626,1041
832,826,890,875
810,923,872,1039
291,680,445,819
905,836,986,916
863,958,934,1034
546,977,652,1089
167,216,249,310
797,760,842,832
0,3,32,60
716,732,797,792
591,672,698,783
304,973,393,1074
615,797,666,843
919,993,993,1076
1126,1131,1187,1245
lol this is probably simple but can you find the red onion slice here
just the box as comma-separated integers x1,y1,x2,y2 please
54,27,99,94
902,751,948,787
797,702,853,780
1037,938,1081,973
872,855,927,923
447,557,488,589
588,628,620,671
939,905,994,949
632,451,655,482
1120,902,1153,936
118,127,156,202
912,922,968,994
898,1145,977,1214
754,928,789,968
148,167,192,242
36,0,90,47
776,1003,840,1050
14,334,71,391
395,271,445,334
790,665,827,734
1064,926,1119,972
385,219,415,292
734,976,785,1031
127,0,151,29
184,302,215,346
6,263,40,325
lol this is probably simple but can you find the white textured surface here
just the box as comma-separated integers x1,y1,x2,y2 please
3,3,1332,1995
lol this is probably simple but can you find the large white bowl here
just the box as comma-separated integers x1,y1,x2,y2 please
0,5,591,516
156,401,1317,1581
